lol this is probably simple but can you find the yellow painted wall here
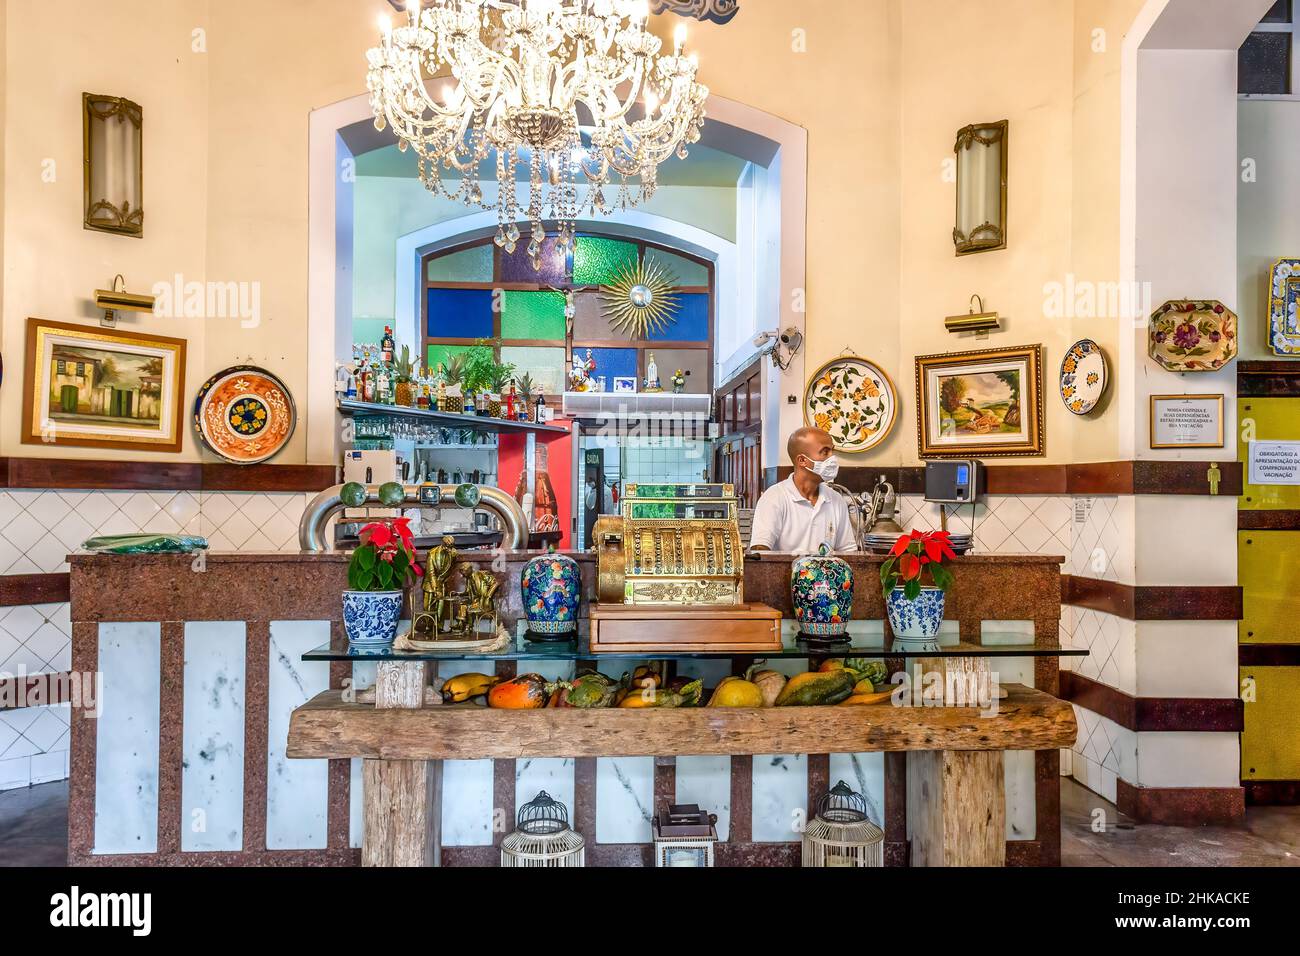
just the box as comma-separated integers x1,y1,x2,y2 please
0,0,1146,465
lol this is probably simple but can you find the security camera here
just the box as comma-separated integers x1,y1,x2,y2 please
752,330,779,353
779,328,804,353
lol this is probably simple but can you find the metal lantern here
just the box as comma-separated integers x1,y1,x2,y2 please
499,791,585,868
802,781,884,868
652,804,719,868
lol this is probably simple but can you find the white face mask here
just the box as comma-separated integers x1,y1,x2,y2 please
802,454,840,482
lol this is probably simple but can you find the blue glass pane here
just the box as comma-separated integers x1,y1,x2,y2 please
587,348,638,385
427,288,494,339
649,293,710,342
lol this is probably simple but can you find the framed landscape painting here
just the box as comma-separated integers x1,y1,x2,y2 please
22,318,187,452
915,344,1045,458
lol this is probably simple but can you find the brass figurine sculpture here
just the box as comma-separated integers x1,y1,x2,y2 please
412,536,501,639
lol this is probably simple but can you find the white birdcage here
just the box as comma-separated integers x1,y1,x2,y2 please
652,804,719,868
499,791,585,868
802,780,885,868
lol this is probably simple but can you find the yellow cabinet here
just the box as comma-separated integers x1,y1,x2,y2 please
1238,398,1300,511
1239,531,1299,644
1240,666,1300,780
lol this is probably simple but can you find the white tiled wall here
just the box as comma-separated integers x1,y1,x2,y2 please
0,489,313,792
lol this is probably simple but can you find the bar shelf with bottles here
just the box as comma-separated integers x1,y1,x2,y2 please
338,330,566,437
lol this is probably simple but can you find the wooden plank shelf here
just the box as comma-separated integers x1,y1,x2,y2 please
288,683,1076,760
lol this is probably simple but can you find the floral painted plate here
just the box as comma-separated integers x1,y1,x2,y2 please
1148,300,1237,372
1059,339,1107,416
803,355,897,453
1267,258,1300,356
193,366,296,464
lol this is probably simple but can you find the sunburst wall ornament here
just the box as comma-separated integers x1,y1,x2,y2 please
601,260,680,339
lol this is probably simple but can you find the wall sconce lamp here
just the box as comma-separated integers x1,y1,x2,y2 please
94,275,156,329
954,120,1007,256
945,295,1001,335
83,93,143,237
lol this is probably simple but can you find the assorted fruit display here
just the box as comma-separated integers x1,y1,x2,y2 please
437,659,893,709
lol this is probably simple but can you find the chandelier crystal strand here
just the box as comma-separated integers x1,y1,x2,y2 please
367,0,708,272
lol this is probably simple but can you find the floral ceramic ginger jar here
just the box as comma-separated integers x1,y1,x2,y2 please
521,552,581,637
791,544,854,637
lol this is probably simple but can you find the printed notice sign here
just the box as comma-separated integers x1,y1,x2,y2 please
1150,395,1224,449
1249,441,1300,486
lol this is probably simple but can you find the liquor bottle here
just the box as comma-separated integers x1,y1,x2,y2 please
505,379,517,420
381,325,395,365
376,360,392,405
534,388,548,422
436,364,448,413
359,352,374,403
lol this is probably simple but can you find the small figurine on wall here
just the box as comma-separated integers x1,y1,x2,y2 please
671,369,689,393
570,349,596,392
644,351,663,392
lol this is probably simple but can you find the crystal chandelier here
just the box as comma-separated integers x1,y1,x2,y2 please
367,0,709,270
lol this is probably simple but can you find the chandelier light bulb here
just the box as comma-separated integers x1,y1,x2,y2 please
377,15,392,39
674,23,687,54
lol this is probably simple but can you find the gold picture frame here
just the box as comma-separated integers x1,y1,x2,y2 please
915,344,1045,458
1149,394,1224,449
22,318,187,452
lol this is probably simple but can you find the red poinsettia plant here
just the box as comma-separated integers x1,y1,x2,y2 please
879,529,957,600
347,518,423,592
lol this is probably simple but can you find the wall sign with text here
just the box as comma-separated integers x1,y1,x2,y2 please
1150,394,1224,449
1249,440,1300,486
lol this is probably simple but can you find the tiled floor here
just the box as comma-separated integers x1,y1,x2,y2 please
3,777,1297,866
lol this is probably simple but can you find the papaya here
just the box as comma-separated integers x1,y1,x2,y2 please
487,674,549,709
618,679,702,708
567,673,619,709
774,670,856,707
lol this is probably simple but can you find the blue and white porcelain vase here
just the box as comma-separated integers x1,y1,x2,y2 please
791,544,854,638
886,587,946,653
342,590,403,647
521,552,581,639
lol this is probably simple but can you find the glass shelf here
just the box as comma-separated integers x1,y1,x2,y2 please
303,631,1088,664
338,399,568,436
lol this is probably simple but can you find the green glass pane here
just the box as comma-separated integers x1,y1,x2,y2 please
427,344,472,373
501,290,567,340
501,346,567,397
573,236,638,286
427,244,494,282
645,247,709,288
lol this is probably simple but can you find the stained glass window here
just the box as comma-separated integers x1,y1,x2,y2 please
419,234,714,397
645,247,709,288
501,290,567,340
501,346,567,397
573,236,638,286
648,293,710,342
501,235,568,285
588,347,639,386
428,245,493,282
427,288,494,339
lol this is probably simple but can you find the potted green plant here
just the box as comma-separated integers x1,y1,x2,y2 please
343,517,423,647
487,358,517,418
879,530,957,653
517,372,536,421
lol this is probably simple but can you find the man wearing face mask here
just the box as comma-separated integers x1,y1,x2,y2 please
748,426,857,554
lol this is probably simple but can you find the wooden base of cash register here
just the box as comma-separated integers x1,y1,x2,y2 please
588,603,783,653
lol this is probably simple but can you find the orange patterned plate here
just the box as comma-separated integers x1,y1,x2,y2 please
193,366,295,464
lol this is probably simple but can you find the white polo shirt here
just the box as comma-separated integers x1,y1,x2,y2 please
749,477,857,555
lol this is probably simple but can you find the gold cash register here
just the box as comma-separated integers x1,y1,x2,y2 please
590,483,781,653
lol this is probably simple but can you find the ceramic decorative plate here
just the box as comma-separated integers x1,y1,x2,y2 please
1059,339,1107,416
193,366,296,464
804,355,897,453
1268,258,1300,356
1148,300,1237,372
